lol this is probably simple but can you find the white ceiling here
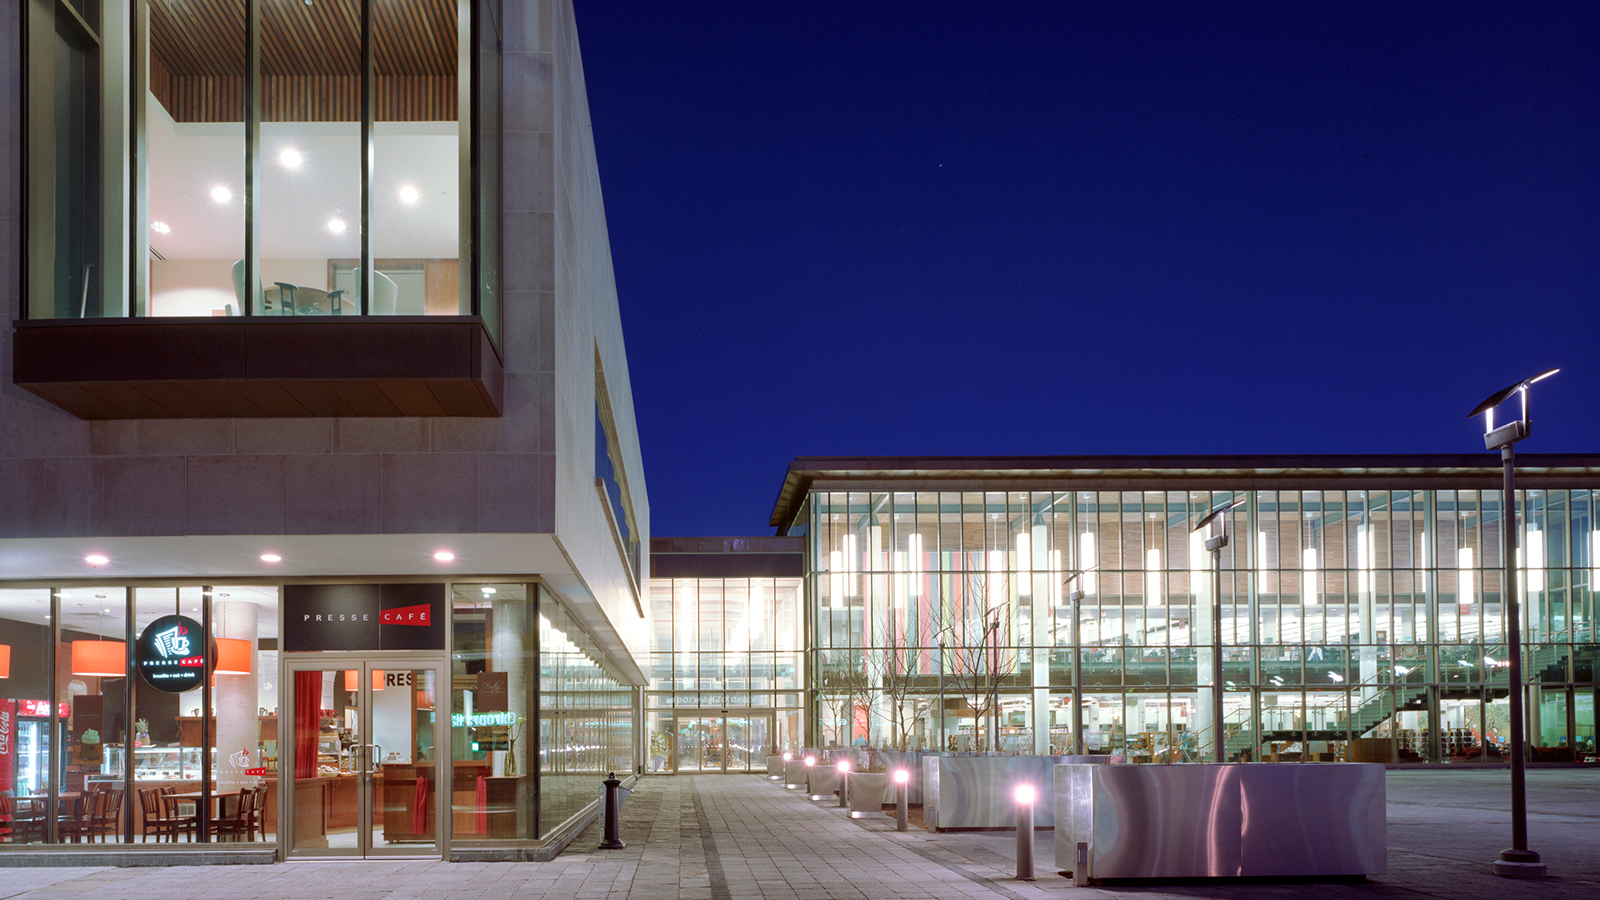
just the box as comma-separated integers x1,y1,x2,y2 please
146,95,460,261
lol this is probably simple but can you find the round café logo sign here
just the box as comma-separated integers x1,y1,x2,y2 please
137,615,207,693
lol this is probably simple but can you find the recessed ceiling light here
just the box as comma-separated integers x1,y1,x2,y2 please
399,185,419,204
279,148,304,168
433,551,456,562
151,221,170,234
327,218,346,234
85,554,109,567
481,587,496,595
210,186,232,203
260,553,282,563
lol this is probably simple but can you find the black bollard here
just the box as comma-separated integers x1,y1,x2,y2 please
599,772,626,849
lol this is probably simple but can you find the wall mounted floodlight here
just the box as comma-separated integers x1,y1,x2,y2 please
1192,496,1248,762
1470,368,1557,880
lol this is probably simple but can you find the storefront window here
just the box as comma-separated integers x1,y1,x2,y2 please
450,583,536,842
0,589,55,843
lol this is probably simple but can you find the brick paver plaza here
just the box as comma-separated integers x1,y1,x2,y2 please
1,769,1596,900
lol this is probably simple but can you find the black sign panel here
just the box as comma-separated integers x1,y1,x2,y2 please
284,584,446,652
137,615,208,692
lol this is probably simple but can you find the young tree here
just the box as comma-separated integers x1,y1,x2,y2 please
933,567,1013,753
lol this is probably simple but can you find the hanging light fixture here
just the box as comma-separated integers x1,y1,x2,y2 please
214,638,252,675
71,604,125,677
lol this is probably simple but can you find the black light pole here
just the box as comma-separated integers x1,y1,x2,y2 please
1057,567,1096,756
1470,368,1557,880
1193,497,1247,764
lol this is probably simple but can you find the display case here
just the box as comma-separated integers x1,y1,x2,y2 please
101,745,208,781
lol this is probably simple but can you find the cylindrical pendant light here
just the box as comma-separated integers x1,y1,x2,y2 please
214,638,252,675
71,640,125,677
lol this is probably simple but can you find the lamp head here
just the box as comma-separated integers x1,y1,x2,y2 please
893,769,910,785
1014,783,1036,805
837,759,851,773
1470,368,1557,450
804,755,816,767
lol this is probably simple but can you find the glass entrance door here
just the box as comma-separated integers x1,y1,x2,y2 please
668,711,774,773
283,659,445,858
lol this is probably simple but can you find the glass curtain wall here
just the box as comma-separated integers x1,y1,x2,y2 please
27,0,491,335
536,600,632,837
804,488,1600,763
0,585,278,848
645,576,804,771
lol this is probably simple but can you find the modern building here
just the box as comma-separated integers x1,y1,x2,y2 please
3,0,1598,874
760,456,1599,766
1,0,649,863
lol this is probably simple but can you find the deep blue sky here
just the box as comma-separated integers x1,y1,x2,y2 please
574,2,1600,538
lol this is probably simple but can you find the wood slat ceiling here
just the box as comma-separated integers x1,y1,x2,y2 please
148,0,457,78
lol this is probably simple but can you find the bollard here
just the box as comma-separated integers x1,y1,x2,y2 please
1014,783,1036,881
836,759,851,808
1073,841,1089,886
598,772,626,849
894,769,909,832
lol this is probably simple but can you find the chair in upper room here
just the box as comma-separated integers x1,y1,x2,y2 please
355,268,403,315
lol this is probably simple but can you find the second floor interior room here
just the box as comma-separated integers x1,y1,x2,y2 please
31,0,493,327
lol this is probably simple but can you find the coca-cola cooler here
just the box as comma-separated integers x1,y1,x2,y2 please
0,699,61,796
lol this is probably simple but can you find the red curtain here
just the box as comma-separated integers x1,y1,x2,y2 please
294,671,322,779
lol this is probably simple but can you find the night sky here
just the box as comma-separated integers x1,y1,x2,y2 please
574,2,1600,538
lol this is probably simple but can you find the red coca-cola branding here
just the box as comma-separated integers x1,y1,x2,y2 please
0,701,15,794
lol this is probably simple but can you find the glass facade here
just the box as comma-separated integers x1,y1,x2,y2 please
0,584,280,845
25,0,500,343
646,575,805,771
1,579,631,854
801,487,1599,763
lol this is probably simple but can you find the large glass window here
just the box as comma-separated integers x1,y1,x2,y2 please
27,0,494,339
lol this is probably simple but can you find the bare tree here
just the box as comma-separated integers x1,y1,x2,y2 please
932,567,1013,753
816,648,871,748
862,598,937,751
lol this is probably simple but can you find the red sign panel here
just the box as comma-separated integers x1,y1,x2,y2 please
380,604,432,626
0,700,14,794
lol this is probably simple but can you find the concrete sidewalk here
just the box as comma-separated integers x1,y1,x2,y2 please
0,770,1595,900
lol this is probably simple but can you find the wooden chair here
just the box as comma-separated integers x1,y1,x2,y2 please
87,788,123,842
139,788,193,842
247,785,269,841
211,788,255,842
57,791,97,843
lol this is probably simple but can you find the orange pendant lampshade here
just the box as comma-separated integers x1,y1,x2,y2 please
0,643,10,678
342,669,386,691
214,638,252,675
71,640,125,677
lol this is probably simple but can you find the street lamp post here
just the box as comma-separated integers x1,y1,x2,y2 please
1057,567,1097,756
1470,368,1557,880
1193,496,1247,764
